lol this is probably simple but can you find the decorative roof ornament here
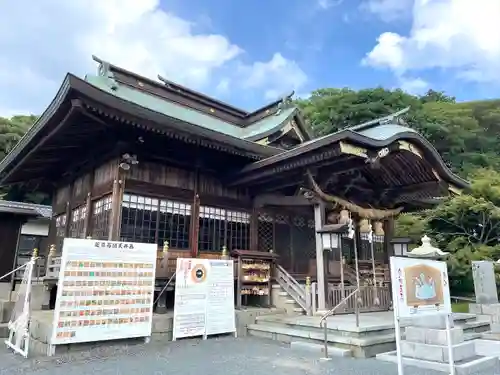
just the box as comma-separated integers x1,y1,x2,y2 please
93,55,118,91
406,235,449,258
275,91,295,116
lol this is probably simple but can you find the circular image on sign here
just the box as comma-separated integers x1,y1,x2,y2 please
191,264,207,283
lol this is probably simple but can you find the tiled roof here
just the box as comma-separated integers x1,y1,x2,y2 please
0,200,52,218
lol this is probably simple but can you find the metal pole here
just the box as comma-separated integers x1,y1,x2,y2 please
353,221,361,319
323,320,329,359
355,289,360,328
339,236,345,301
369,221,379,306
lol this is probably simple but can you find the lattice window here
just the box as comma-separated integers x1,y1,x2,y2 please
158,200,191,249
69,205,87,238
55,214,67,251
198,206,250,252
257,211,316,274
91,195,112,240
121,194,158,244
257,213,274,252
227,210,250,251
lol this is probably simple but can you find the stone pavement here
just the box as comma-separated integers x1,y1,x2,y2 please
1,336,499,375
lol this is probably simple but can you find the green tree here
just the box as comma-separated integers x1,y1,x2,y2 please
426,169,500,294
0,115,48,203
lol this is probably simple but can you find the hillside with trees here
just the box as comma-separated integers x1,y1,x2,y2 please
1,88,500,293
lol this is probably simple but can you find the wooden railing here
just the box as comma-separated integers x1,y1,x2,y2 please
275,264,308,312
327,285,391,314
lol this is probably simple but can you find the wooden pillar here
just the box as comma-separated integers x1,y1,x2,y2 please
108,178,124,241
189,167,200,258
383,218,395,263
314,202,327,312
83,169,95,238
249,207,258,250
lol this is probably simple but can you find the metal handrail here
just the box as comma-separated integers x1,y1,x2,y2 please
319,288,360,360
319,287,359,324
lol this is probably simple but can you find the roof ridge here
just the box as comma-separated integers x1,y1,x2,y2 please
347,107,411,133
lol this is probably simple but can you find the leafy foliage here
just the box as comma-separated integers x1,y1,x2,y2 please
0,115,48,203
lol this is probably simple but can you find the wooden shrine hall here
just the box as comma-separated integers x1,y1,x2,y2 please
0,56,468,313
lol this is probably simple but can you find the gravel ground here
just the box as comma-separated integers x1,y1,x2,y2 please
0,336,499,375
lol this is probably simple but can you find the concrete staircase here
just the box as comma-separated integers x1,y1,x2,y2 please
0,300,14,339
247,312,491,359
271,284,305,315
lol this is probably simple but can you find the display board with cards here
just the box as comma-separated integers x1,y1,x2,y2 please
50,238,157,345
172,258,236,340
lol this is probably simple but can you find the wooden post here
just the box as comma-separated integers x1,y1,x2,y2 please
190,194,200,258
250,207,258,250
314,203,327,312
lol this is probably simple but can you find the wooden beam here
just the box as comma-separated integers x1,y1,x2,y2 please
2,99,82,183
253,194,312,208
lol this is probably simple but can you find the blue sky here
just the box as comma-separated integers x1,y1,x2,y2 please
0,0,498,115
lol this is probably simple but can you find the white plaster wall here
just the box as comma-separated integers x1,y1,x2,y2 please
21,219,49,236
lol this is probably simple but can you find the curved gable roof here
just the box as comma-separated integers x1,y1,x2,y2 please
236,109,469,191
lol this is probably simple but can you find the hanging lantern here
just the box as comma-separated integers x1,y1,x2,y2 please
374,221,385,236
339,210,350,224
359,219,370,233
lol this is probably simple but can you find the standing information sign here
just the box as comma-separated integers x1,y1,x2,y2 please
172,258,236,341
390,256,453,375
50,238,157,351
172,258,209,340
205,259,236,337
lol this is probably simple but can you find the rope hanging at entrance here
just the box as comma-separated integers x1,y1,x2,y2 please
304,171,404,219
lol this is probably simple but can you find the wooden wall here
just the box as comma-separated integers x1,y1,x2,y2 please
126,161,251,207
0,213,24,282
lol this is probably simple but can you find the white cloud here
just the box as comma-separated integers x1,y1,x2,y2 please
363,0,500,85
317,0,344,10
239,53,308,100
399,77,428,95
361,0,414,22
0,0,307,116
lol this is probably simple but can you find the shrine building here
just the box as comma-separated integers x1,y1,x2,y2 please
0,56,467,313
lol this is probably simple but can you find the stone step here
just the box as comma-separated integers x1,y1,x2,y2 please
376,350,498,375
255,315,395,338
458,319,491,334
290,341,351,357
0,323,9,339
247,323,396,358
0,300,14,324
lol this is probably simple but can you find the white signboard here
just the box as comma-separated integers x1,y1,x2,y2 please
390,256,451,318
51,238,157,345
205,259,236,336
172,258,235,340
173,258,209,340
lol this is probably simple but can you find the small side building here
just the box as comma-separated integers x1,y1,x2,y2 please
0,200,51,298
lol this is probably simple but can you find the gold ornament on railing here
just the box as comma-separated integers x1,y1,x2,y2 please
305,276,311,287
374,221,384,236
163,241,169,254
32,248,38,258
339,210,350,224
48,244,56,257
359,219,370,233
269,249,274,253
221,245,227,257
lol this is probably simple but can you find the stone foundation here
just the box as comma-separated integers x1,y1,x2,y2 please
377,315,498,374
17,307,283,357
